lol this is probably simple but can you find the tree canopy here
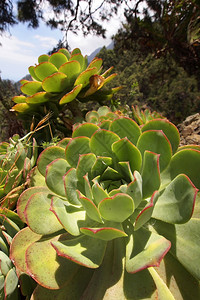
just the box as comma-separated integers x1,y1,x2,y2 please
0,0,124,47
1,1,199,56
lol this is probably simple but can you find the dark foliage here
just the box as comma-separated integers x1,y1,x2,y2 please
0,0,124,47
0,0,17,35
0,76,24,141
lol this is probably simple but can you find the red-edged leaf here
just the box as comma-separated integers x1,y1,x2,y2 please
52,235,107,268
126,228,171,273
134,191,159,231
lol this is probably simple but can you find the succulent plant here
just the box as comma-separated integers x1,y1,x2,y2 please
10,116,200,299
0,208,36,299
132,105,165,125
11,48,121,138
0,134,38,209
78,105,163,129
84,105,119,124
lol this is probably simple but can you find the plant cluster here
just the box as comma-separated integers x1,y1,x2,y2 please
10,115,200,299
0,134,37,209
0,208,36,299
11,48,120,139
0,47,199,299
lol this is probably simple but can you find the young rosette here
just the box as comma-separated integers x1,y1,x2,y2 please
10,117,200,299
0,208,36,299
132,105,165,125
0,135,38,209
11,48,120,116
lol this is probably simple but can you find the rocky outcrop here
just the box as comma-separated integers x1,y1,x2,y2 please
177,113,200,146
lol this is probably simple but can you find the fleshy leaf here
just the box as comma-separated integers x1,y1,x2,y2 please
11,103,31,113
37,146,66,177
31,266,94,300
0,208,24,229
126,228,171,273
88,58,103,70
167,149,200,189
0,233,9,255
45,158,71,197
28,166,46,187
92,182,109,205
42,72,69,93
78,195,102,223
0,215,20,238
118,161,134,182
24,191,63,235
90,129,119,157
59,84,82,105
26,232,79,289
110,117,141,145
83,174,93,200
52,235,107,268
76,153,96,184
101,166,122,181
97,106,111,116
134,191,159,231
152,174,198,224
137,130,172,172
127,171,143,208
63,168,80,205
69,53,85,70
103,73,118,85
148,267,175,300
28,66,41,81
141,150,160,199
85,110,99,123
80,222,127,240
57,137,71,148
26,92,52,104
112,138,142,173
153,218,200,280
49,52,68,69
91,156,112,178
34,62,58,81
59,60,81,84
0,251,12,275
65,136,91,167
142,119,180,154
72,123,99,138
38,54,49,63
21,81,43,95
4,267,18,298
17,186,49,223
99,120,111,130
10,227,41,273
50,196,86,236
58,48,70,59
98,193,134,223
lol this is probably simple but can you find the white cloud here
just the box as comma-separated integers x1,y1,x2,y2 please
68,31,112,56
0,33,58,81
0,35,37,81
0,35,36,62
34,35,58,48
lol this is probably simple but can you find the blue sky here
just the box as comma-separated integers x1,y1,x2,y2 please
0,2,125,82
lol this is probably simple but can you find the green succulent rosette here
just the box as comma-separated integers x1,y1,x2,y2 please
132,105,165,125
0,135,37,209
10,116,200,299
11,48,121,117
0,208,36,299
